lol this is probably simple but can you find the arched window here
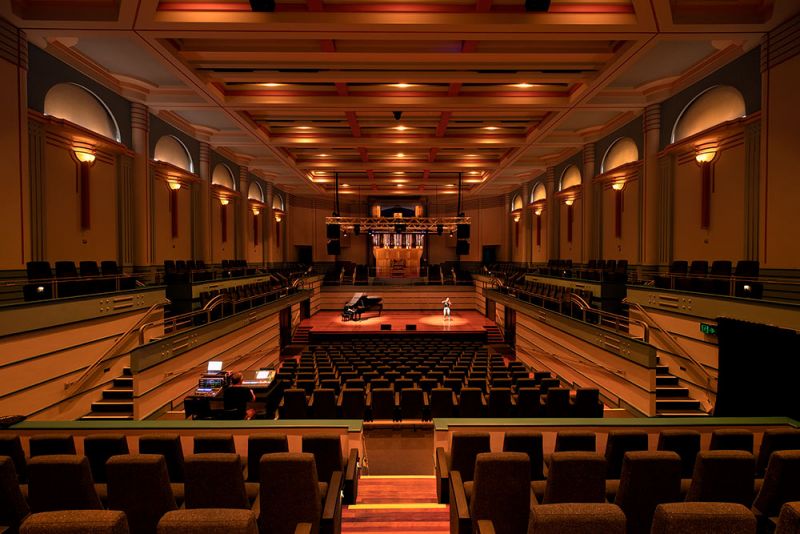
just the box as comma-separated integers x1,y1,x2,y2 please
272,192,285,211
601,137,639,174
671,85,746,143
44,83,120,142
559,165,582,190
530,182,546,203
154,135,193,172
248,181,264,202
511,193,523,211
211,164,236,190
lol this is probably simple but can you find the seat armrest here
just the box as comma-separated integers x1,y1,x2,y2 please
480,393,487,406
423,392,430,407
295,523,313,534
344,448,359,504
451,392,458,406
435,447,450,503
336,393,344,408
366,391,373,405
393,392,400,406
449,470,472,534
322,471,343,524
477,520,496,534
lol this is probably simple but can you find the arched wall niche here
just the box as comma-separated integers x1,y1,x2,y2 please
153,135,193,172
672,85,746,143
511,193,523,211
272,192,285,211
559,165,582,190
44,83,121,142
211,163,236,190
248,181,264,202
601,137,639,173
530,182,547,202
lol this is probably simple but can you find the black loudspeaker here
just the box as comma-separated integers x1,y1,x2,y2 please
380,324,392,331
249,0,276,11
457,224,470,239
456,239,470,255
327,240,341,255
326,224,340,239
354,224,360,236
525,0,551,11
406,324,417,331
436,224,443,235
395,223,407,233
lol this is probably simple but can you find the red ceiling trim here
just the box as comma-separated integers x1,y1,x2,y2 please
159,2,634,14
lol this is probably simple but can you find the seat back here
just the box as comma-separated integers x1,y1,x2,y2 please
469,452,531,534
246,434,289,483
709,429,753,453
138,434,185,482
311,389,337,419
734,260,759,277
281,389,308,419
0,434,27,482
259,453,322,534
756,429,800,476
543,452,606,504
26,261,52,279
689,260,709,275
370,388,397,420
572,388,602,417
107,454,177,534
430,388,456,418
614,451,681,534
83,434,129,483
669,261,689,275
502,432,544,481
400,388,425,420
28,455,102,512
650,502,756,534
0,456,29,530
776,502,800,534
488,387,513,417
545,388,570,417
527,503,626,534
685,451,755,507
555,431,596,452
184,453,249,509
710,260,733,276
340,388,366,419
516,387,541,417
79,261,100,277
449,433,491,483
458,388,484,418
657,430,701,478
604,430,649,479
29,434,76,457
302,435,344,485
752,450,800,517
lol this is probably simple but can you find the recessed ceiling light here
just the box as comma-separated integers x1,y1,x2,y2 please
396,184,404,187
392,83,413,88
391,178,408,183
465,154,478,157
260,83,284,87
513,83,533,88
395,125,408,131
393,171,405,175
341,183,350,187
296,125,312,130
445,184,454,187
469,170,481,175
484,126,499,130
317,153,329,157
396,152,405,158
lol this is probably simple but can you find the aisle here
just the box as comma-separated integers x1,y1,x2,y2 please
342,475,449,533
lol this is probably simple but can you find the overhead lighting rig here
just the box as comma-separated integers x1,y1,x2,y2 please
325,216,470,234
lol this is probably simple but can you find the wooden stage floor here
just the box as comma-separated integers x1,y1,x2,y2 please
301,310,494,335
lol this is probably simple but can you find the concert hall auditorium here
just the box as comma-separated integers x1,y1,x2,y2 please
1,1,800,533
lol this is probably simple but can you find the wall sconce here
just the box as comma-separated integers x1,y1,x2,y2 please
564,198,574,206
611,181,625,191
73,146,96,164
512,212,521,223
252,207,260,216
168,181,181,191
695,142,718,229
219,198,229,206
695,143,718,164
274,209,284,223
73,144,96,231
534,207,543,216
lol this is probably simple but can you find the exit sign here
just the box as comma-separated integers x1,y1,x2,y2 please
700,323,717,335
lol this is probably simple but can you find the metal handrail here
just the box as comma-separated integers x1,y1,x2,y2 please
623,298,714,411
138,294,225,344
65,299,169,396
569,293,650,342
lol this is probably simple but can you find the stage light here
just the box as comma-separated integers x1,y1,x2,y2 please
525,0,551,12
249,0,276,12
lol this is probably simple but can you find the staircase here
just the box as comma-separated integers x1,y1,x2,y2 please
292,325,311,344
483,325,505,344
655,359,708,417
81,367,134,420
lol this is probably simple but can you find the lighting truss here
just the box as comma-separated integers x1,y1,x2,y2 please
325,216,470,233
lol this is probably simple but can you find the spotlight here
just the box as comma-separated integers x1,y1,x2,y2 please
249,0,276,11
525,0,551,11
392,111,403,121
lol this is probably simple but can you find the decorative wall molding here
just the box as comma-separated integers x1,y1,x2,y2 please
761,13,800,72
0,17,27,69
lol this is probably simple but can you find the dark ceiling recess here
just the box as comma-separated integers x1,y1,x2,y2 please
525,0,551,12
249,0,276,12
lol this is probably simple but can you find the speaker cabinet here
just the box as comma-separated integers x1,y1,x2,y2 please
405,324,417,331
456,239,470,255
457,224,470,239
326,239,341,255
380,324,392,331
326,224,340,239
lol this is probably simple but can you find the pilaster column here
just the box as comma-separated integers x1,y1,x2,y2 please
582,144,596,262
643,104,661,267
519,182,531,265
264,182,274,265
237,168,248,260
545,167,559,260
744,121,761,260
194,142,211,262
130,102,151,268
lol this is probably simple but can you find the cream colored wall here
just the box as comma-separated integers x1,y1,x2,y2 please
153,182,191,263
763,53,800,268
0,59,25,269
532,212,548,262
558,199,583,262
673,144,746,261
43,145,117,262
245,211,264,264
210,202,235,263
601,181,640,261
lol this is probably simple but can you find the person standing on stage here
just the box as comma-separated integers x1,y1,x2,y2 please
442,297,452,320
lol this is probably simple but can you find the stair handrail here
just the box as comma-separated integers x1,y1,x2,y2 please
138,294,226,344
623,297,714,412
65,299,169,397
569,293,650,343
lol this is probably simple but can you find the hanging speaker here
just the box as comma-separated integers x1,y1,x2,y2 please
354,224,360,236
436,224,443,235
395,223,407,233
457,224,470,239
326,240,341,255
525,0,551,11
456,240,470,255
326,224,340,239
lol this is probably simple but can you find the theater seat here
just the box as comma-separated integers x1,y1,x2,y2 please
302,435,359,505
527,504,626,534
535,452,606,504
0,434,28,483
279,389,309,419
184,454,252,510
138,435,185,483
650,502,756,534
515,388,541,417
193,435,236,454
106,454,177,534
157,509,257,534
309,389,338,419
83,434,129,485
430,388,457,418
435,433,491,504
756,429,800,477
752,451,800,522
368,388,398,421
338,388,366,419
0,456,30,532
399,388,428,420
604,430,649,480
28,455,102,513
502,432,544,481
20,510,129,534
246,435,289,483
29,434,75,457
776,502,800,534
657,429,700,479
685,451,755,507
613,451,681,534
709,429,754,453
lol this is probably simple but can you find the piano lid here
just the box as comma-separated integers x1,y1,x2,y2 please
346,292,366,306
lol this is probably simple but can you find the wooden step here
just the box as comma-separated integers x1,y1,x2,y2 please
656,398,702,411
113,377,133,388
81,413,134,421
656,375,679,386
656,365,671,375
101,387,133,400
656,409,709,417
656,386,691,398
90,400,133,413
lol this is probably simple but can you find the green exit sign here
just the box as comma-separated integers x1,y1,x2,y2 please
700,323,717,335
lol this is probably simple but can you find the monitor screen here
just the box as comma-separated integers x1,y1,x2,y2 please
256,370,270,380
207,361,223,372
199,377,225,389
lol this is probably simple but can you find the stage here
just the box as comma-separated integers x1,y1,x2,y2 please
300,310,495,342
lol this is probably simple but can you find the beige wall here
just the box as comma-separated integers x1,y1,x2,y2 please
558,199,584,262
0,57,26,269
210,201,235,263
601,181,640,261
153,181,192,263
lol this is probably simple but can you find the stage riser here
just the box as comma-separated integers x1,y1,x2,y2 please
318,289,477,312
309,332,487,343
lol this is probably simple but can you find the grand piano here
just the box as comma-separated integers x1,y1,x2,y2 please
342,292,383,321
